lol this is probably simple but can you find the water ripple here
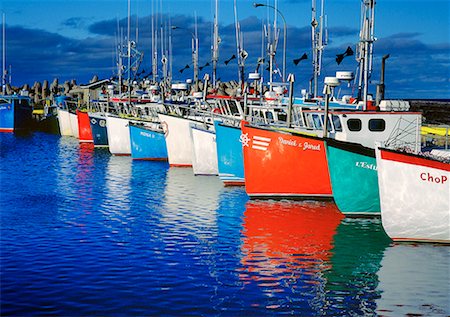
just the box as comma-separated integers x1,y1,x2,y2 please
1,133,448,316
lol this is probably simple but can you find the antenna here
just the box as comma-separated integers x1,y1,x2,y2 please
2,13,5,94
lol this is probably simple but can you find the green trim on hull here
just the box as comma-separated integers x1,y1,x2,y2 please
326,140,380,215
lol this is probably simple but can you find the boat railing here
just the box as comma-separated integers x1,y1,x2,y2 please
384,116,423,153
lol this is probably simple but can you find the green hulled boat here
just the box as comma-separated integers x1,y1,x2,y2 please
326,138,380,216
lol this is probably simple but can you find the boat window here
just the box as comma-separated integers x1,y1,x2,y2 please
312,114,322,129
277,112,287,122
265,111,274,122
369,119,386,132
320,114,333,132
332,115,342,132
305,113,315,128
347,118,362,131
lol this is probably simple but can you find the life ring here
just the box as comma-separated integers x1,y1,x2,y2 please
212,108,222,114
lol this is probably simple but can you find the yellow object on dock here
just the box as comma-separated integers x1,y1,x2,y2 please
421,126,449,136
32,109,44,115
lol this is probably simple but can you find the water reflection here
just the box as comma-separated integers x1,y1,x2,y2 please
103,156,132,216
239,201,344,313
323,217,391,316
376,244,449,317
162,168,223,233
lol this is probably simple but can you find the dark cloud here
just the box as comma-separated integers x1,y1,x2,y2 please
6,26,115,85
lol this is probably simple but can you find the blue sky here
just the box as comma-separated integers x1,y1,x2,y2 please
1,0,449,99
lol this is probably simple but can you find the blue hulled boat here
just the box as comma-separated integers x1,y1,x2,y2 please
0,95,33,132
88,112,108,147
129,122,168,161
214,120,245,186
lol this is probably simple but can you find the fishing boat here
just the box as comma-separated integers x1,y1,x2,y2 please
0,94,33,132
88,112,108,147
129,121,168,161
69,110,79,138
55,96,79,137
325,138,380,215
214,120,245,186
32,101,59,134
158,100,215,167
106,114,136,156
242,108,422,199
158,112,201,167
190,123,218,175
76,109,93,143
56,107,72,136
375,147,450,243
242,0,424,201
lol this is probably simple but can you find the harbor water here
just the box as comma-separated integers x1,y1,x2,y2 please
1,133,448,316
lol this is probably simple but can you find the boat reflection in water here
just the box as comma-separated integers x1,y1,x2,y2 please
239,201,344,314
324,217,391,316
162,168,223,231
376,244,449,317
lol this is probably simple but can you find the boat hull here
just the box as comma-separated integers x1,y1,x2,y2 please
129,123,168,160
57,108,73,136
190,125,218,175
376,148,450,243
242,124,332,199
214,121,245,186
106,115,132,155
0,96,33,132
157,113,195,167
77,110,93,143
326,139,380,215
88,113,108,147
69,111,79,138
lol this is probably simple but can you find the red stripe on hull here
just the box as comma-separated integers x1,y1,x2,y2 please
223,181,245,187
0,128,14,132
169,164,193,167
380,149,450,171
242,125,332,197
113,153,131,156
392,237,450,244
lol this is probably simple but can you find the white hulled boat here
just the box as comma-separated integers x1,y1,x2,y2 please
190,123,218,175
375,146,450,243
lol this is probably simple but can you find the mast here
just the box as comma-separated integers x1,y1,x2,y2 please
212,0,219,86
234,0,244,88
151,0,157,83
127,0,131,104
2,13,5,94
311,0,326,98
357,0,375,109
